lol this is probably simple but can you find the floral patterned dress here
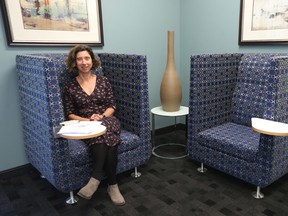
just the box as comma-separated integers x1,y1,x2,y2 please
63,75,121,146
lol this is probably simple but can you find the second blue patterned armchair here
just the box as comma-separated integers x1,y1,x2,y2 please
188,53,288,198
16,53,151,203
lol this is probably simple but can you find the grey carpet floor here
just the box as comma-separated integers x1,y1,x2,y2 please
1,130,288,216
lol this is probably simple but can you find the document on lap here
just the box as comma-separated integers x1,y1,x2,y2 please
58,121,103,135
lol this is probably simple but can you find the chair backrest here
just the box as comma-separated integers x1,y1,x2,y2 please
189,53,243,132
231,54,288,126
98,53,149,135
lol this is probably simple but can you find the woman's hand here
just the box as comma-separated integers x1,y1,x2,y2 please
90,114,104,121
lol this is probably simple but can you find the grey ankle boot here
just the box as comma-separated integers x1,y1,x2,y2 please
77,177,100,199
107,184,126,206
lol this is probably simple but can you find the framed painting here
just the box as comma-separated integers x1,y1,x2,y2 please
0,0,104,46
239,0,288,44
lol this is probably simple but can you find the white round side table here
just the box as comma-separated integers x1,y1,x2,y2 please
151,106,189,159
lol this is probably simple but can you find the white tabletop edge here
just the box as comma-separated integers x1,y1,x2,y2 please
251,117,288,136
151,106,189,116
58,123,107,139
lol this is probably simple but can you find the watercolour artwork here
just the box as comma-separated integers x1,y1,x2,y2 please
252,0,288,31
20,0,89,32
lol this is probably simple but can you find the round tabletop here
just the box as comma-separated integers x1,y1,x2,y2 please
151,106,189,117
58,122,107,139
251,117,288,136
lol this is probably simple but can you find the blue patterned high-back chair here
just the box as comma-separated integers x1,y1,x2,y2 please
16,53,151,203
188,53,288,198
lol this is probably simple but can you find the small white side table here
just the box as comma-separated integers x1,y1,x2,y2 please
151,106,189,159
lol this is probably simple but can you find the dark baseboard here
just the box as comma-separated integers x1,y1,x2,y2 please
0,164,33,178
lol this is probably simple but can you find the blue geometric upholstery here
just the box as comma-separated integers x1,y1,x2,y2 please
198,123,260,162
16,53,151,194
188,53,288,190
231,54,287,126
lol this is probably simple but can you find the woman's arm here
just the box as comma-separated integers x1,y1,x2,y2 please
63,83,90,121
102,107,115,118
89,76,116,121
90,107,115,121
68,113,90,121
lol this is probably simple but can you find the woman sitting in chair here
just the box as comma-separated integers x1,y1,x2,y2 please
63,45,125,206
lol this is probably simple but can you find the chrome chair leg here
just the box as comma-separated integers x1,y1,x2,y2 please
252,186,264,199
66,191,78,204
131,167,141,178
197,163,207,173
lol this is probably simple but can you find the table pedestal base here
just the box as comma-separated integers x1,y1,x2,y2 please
152,143,187,159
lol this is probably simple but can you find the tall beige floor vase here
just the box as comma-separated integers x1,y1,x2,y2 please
160,31,182,112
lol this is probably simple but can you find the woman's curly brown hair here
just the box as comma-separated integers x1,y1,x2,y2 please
66,45,101,74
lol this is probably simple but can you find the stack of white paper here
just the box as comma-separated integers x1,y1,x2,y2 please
57,121,102,135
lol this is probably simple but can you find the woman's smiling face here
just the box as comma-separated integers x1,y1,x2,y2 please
76,50,93,74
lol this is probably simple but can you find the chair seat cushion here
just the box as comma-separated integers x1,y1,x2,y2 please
68,129,140,166
198,122,260,162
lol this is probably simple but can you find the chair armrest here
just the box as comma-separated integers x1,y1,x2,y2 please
251,117,288,136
